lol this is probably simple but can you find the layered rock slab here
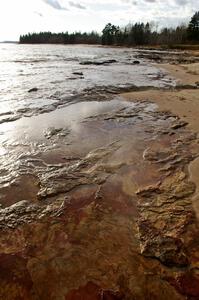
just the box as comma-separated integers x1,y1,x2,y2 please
0,99,199,299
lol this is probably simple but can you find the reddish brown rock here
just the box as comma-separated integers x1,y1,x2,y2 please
167,273,199,299
0,254,34,300
0,100,199,299
65,282,123,300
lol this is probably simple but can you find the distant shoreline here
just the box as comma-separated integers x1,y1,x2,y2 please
0,41,18,44
2,41,199,51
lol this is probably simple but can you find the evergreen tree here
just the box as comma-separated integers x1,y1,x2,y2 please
102,23,118,45
187,11,199,41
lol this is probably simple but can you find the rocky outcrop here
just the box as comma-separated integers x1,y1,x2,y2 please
0,100,199,299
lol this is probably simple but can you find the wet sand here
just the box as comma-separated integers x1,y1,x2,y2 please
122,59,199,221
1,50,199,299
159,62,199,85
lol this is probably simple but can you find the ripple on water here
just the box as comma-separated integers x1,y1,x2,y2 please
0,44,176,121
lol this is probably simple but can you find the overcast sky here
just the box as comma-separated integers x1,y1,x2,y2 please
0,0,198,41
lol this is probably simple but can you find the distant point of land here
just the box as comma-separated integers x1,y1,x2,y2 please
0,41,18,44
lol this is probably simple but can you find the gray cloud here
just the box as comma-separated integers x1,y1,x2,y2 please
121,0,156,4
42,0,67,10
68,1,86,9
34,11,43,17
175,0,189,5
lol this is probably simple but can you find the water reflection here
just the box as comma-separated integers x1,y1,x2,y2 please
0,44,175,119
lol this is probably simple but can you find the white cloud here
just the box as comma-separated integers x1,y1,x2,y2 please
0,0,198,41
68,1,86,9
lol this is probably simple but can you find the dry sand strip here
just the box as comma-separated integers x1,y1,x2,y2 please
121,62,199,219
158,63,199,86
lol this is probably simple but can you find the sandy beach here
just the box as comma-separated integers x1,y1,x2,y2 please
122,61,199,134
122,55,199,220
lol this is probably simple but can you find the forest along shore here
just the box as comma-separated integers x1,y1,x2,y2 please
1,49,199,300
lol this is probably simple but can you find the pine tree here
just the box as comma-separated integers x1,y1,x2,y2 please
187,11,199,41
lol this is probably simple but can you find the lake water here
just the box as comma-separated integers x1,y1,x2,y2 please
0,44,175,124
0,44,176,198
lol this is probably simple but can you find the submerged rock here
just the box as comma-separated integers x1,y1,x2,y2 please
133,60,140,64
73,72,83,76
80,59,117,66
28,87,38,93
44,127,70,139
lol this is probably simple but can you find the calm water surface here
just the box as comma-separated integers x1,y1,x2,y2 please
0,44,174,121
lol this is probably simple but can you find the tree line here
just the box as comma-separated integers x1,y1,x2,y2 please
101,11,199,46
19,31,101,44
20,11,199,46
